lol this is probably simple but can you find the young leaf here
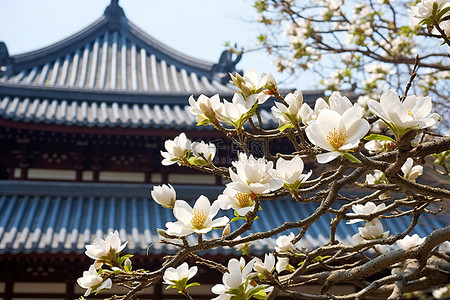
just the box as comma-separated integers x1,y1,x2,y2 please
364,134,394,142
342,152,362,164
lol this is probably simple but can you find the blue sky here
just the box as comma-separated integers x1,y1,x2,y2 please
0,0,311,89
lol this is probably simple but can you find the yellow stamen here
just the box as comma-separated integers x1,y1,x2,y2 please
326,128,348,149
191,209,207,229
234,193,252,207
407,109,413,116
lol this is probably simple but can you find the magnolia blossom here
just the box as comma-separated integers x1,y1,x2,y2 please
192,141,216,164
228,152,283,195
211,258,256,300
151,184,176,209
276,257,290,273
161,133,192,166
305,108,370,163
254,253,275,275
346,202,386,224
163,262,198,285
401,158,423,181
234,236,251,254
365,170,390,199
188,94,223,124
77,265,112,296
271,90,304,126
275,232,297,252
364,140,395,154
300,92,361,126
218,185,255,216
165,195,229,236
230,68,274,103
432,285,450,299
397,234,425,249
353,219,389,243
366,170,387,185
320,92,357,115
410,0,448,25
367,90,441,138
85,230,128,267
273,156,312,189
218,93,257,128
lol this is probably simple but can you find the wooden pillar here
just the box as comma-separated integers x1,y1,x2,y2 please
65,280,75,300
4,280,13,300
154,283,163,300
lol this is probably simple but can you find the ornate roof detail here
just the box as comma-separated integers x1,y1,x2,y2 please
0,1,236,96
0,42,12,77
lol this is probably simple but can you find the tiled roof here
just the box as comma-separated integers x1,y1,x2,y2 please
0,96,280,129
0,2,235,95
0,181,445,256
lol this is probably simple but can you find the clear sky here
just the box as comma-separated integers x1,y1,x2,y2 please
0,0,310,89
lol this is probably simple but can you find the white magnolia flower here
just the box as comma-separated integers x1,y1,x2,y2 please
85,230,128,267
364,140,396,154
275,232,297,253
218,93,257,128
77,265,112,296
346,202,386,224
188,94,223,124
273,156,312,189
397,234,425,249
234,236,252,254
371,119,389,133
367,90,441,138
161,133,192,166
163,262,198,285
410,0,448,23
211,257,263,300
401,158,423,181
254,253,275,275
218,185,256,216
151,184,176,209
165,195,229,236
192,141,216,164
366,170,387,185
320,92,357,115
353,219,389,243
432,285,450,299
271,90,304,126
230,68,274,103
366,170,390,200
276,257,290,273
305,108,370,163
228,152,284,195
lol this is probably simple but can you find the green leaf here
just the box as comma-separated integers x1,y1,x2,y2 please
230,216,246,222
246,286,269,299
436,7,450,22
278,123,295,132
342,152,362,164
363,134,394,142
166,284,177,290
253,290,268,299
197,118,212,126
185,282,200,289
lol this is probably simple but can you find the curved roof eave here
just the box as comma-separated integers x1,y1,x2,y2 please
11,17,109,70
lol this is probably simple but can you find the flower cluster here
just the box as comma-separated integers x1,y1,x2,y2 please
78,231,130,296
211,257,272,299
161,133,217,166
348,202,390,245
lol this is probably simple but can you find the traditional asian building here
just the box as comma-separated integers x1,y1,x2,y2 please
0,1,446,299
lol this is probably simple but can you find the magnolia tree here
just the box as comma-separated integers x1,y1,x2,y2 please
77,1,450,300
249,0,450,129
